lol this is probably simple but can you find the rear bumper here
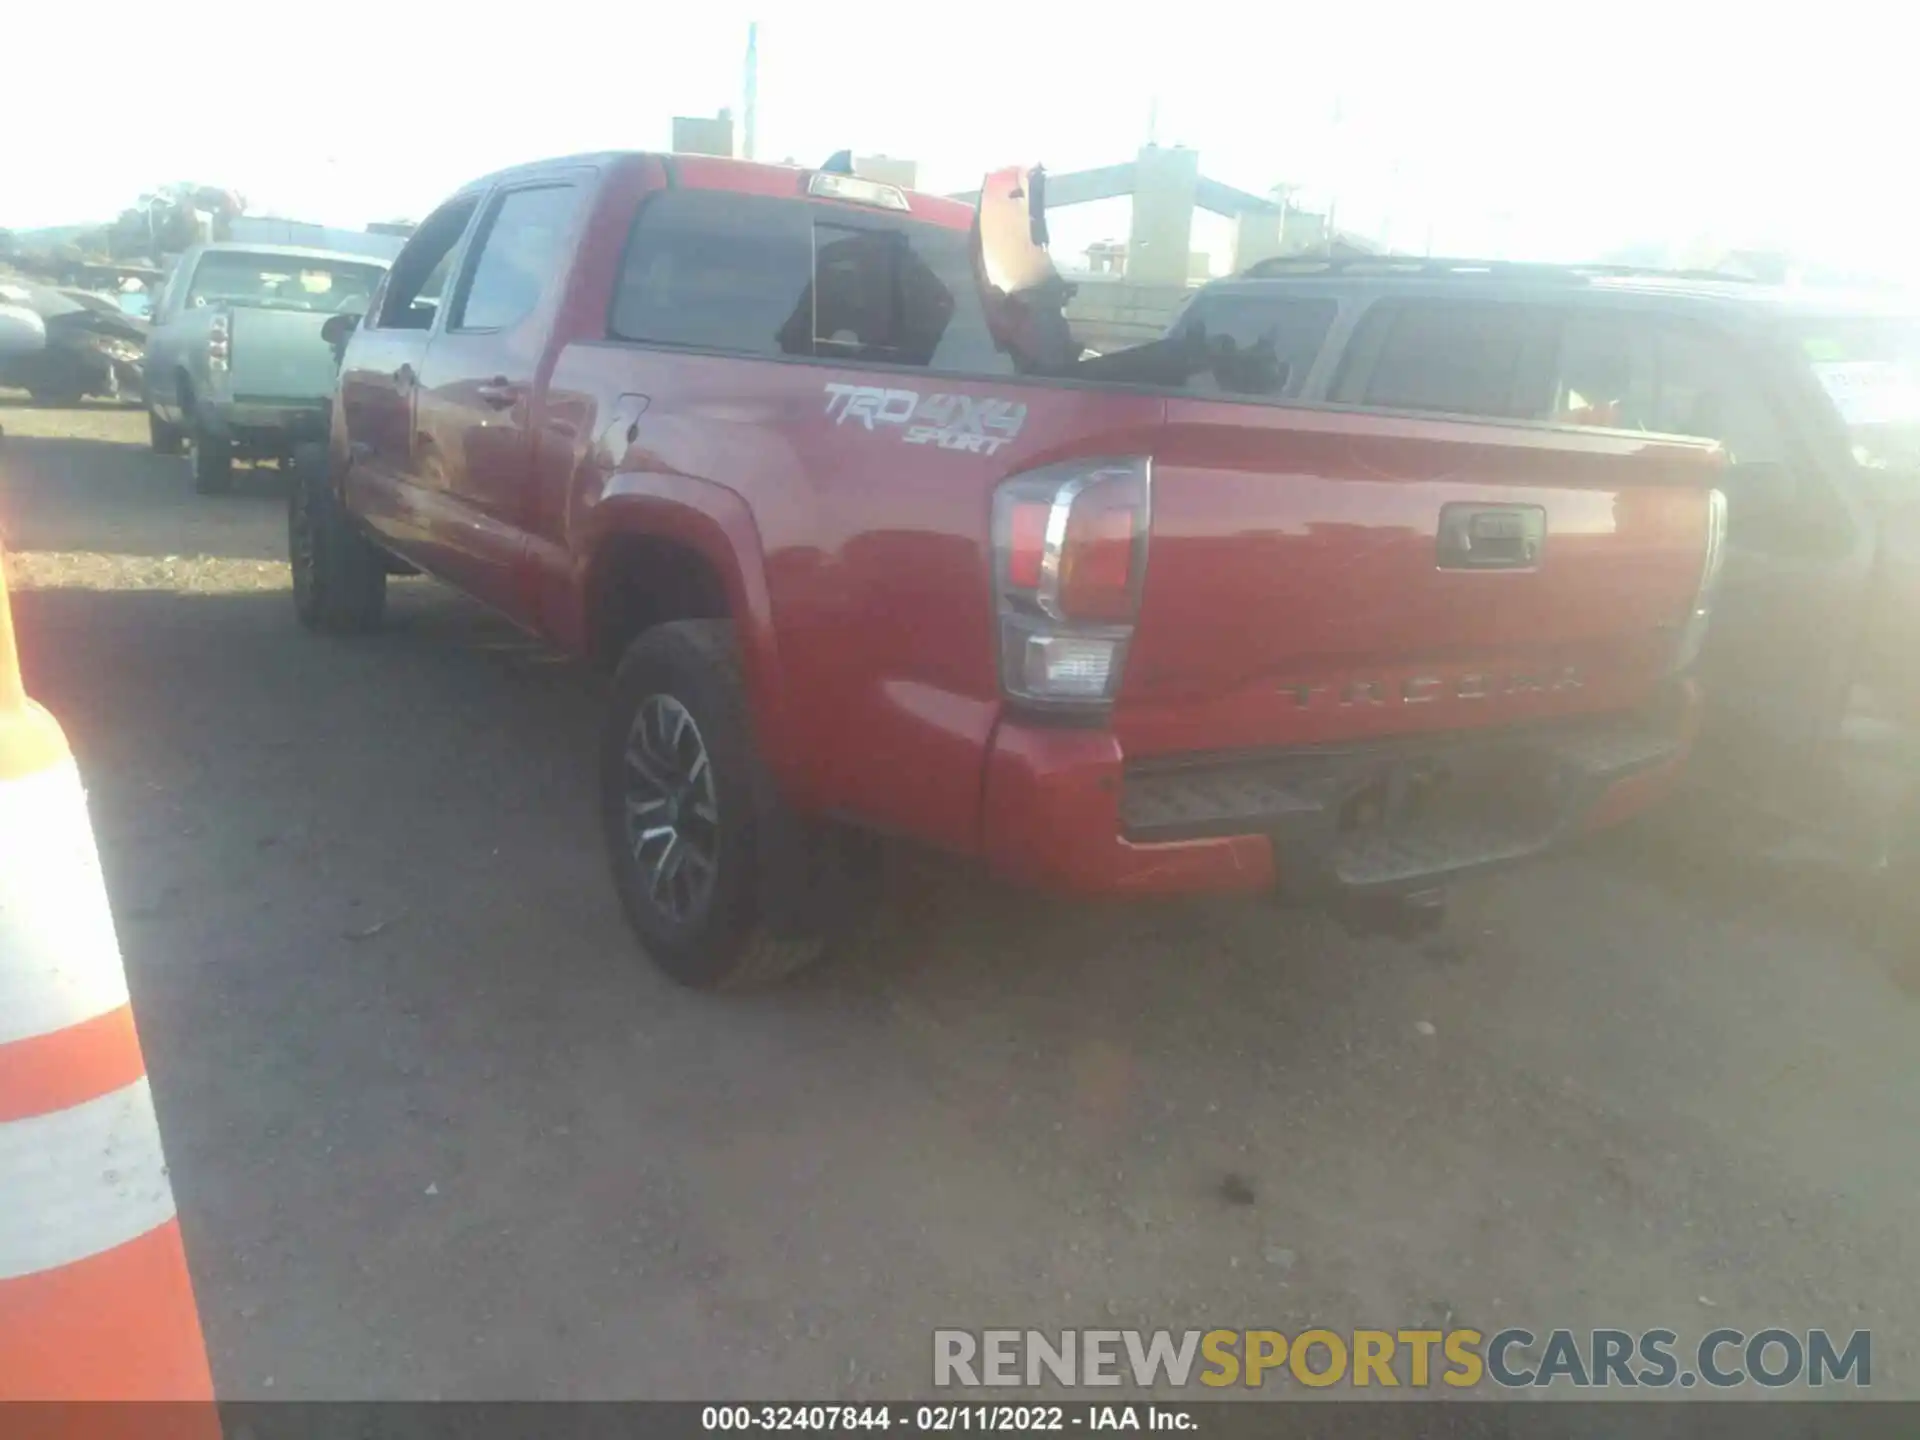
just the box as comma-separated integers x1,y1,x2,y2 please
205,399,330,448
980,679,1700,898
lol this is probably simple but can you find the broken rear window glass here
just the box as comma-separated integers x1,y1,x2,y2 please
187,252,385,314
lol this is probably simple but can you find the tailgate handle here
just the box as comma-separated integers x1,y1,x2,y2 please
1436,503,1545,570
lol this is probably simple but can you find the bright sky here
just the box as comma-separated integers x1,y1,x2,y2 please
4,0,1914,279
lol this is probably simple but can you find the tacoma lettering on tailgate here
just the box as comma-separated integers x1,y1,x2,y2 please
1287,667,1585,710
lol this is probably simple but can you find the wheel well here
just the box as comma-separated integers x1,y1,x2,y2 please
588,533,731,668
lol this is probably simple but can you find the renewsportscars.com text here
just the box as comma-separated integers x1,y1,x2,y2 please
933,1327,1871,1390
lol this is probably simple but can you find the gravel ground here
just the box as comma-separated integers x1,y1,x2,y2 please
4,398,1919,1404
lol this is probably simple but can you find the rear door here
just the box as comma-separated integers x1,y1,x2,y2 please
337,198,481,557
411,176,589,616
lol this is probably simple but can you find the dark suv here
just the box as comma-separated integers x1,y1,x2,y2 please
1168,257,1920,879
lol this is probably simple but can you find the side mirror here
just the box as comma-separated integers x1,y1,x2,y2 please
320,312,361,349
1725,460,1797,519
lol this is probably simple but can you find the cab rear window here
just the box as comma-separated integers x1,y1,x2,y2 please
609,190,1012,375
187,253,384,315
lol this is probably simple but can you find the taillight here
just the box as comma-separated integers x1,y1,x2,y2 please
991,457,1152,708
208,312,230,372
1670,486,1728,673
1004,501,1049,590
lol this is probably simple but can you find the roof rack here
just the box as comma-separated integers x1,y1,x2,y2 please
1235,254,1755,285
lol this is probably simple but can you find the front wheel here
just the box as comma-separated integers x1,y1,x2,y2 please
290,444,386,632
600,620,827,989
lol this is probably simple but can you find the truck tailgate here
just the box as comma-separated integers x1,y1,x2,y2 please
228,308,337,402
1117,402,1719,758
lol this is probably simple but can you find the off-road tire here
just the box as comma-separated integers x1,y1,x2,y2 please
148,407,186,455
289,443,386,632
191,419,233,494
601,620,826,989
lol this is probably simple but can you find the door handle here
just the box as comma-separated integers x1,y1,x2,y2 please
475,378,522,410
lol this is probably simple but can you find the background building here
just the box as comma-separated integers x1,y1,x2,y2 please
853,156,918,189
671,111,736,158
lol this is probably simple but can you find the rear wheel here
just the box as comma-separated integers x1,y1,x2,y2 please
148,407,186,455
290,443,386,632
191,419,232,494
600,620,827,989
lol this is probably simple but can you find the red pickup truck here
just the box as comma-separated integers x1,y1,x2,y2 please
292,151,1725,988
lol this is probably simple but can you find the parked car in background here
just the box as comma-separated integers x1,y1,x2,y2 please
143,242,387,492
115,282,154,321
0,279,146,404
1167,258,1920,889
290,152,1724,989
0,298,49,360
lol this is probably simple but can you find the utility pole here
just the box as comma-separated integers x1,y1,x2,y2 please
742,22,759,161
1324,94,1345,253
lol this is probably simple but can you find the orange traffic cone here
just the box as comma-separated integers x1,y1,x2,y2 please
0,549,218,1428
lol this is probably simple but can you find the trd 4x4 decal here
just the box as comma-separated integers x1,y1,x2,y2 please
822,383,1028,456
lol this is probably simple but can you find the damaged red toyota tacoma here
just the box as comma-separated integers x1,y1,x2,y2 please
291,151,1726,987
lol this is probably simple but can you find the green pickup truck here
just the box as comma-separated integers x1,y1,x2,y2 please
143,243,388,493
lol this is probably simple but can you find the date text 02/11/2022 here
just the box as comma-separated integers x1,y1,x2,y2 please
700,1404,1191,1432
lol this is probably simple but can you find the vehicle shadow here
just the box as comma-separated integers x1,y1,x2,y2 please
1,432,290,560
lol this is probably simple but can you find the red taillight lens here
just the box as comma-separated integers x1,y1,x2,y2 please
1058,487,1139,621
993,463,1149,622
1005,500,1049,590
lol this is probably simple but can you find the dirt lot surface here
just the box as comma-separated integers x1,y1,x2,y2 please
4,399,1920,1402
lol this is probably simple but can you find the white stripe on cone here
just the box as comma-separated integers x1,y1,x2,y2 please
0,760,130,1047
0,1076,177,1279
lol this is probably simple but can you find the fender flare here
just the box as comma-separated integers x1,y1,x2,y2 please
575,472,802,793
